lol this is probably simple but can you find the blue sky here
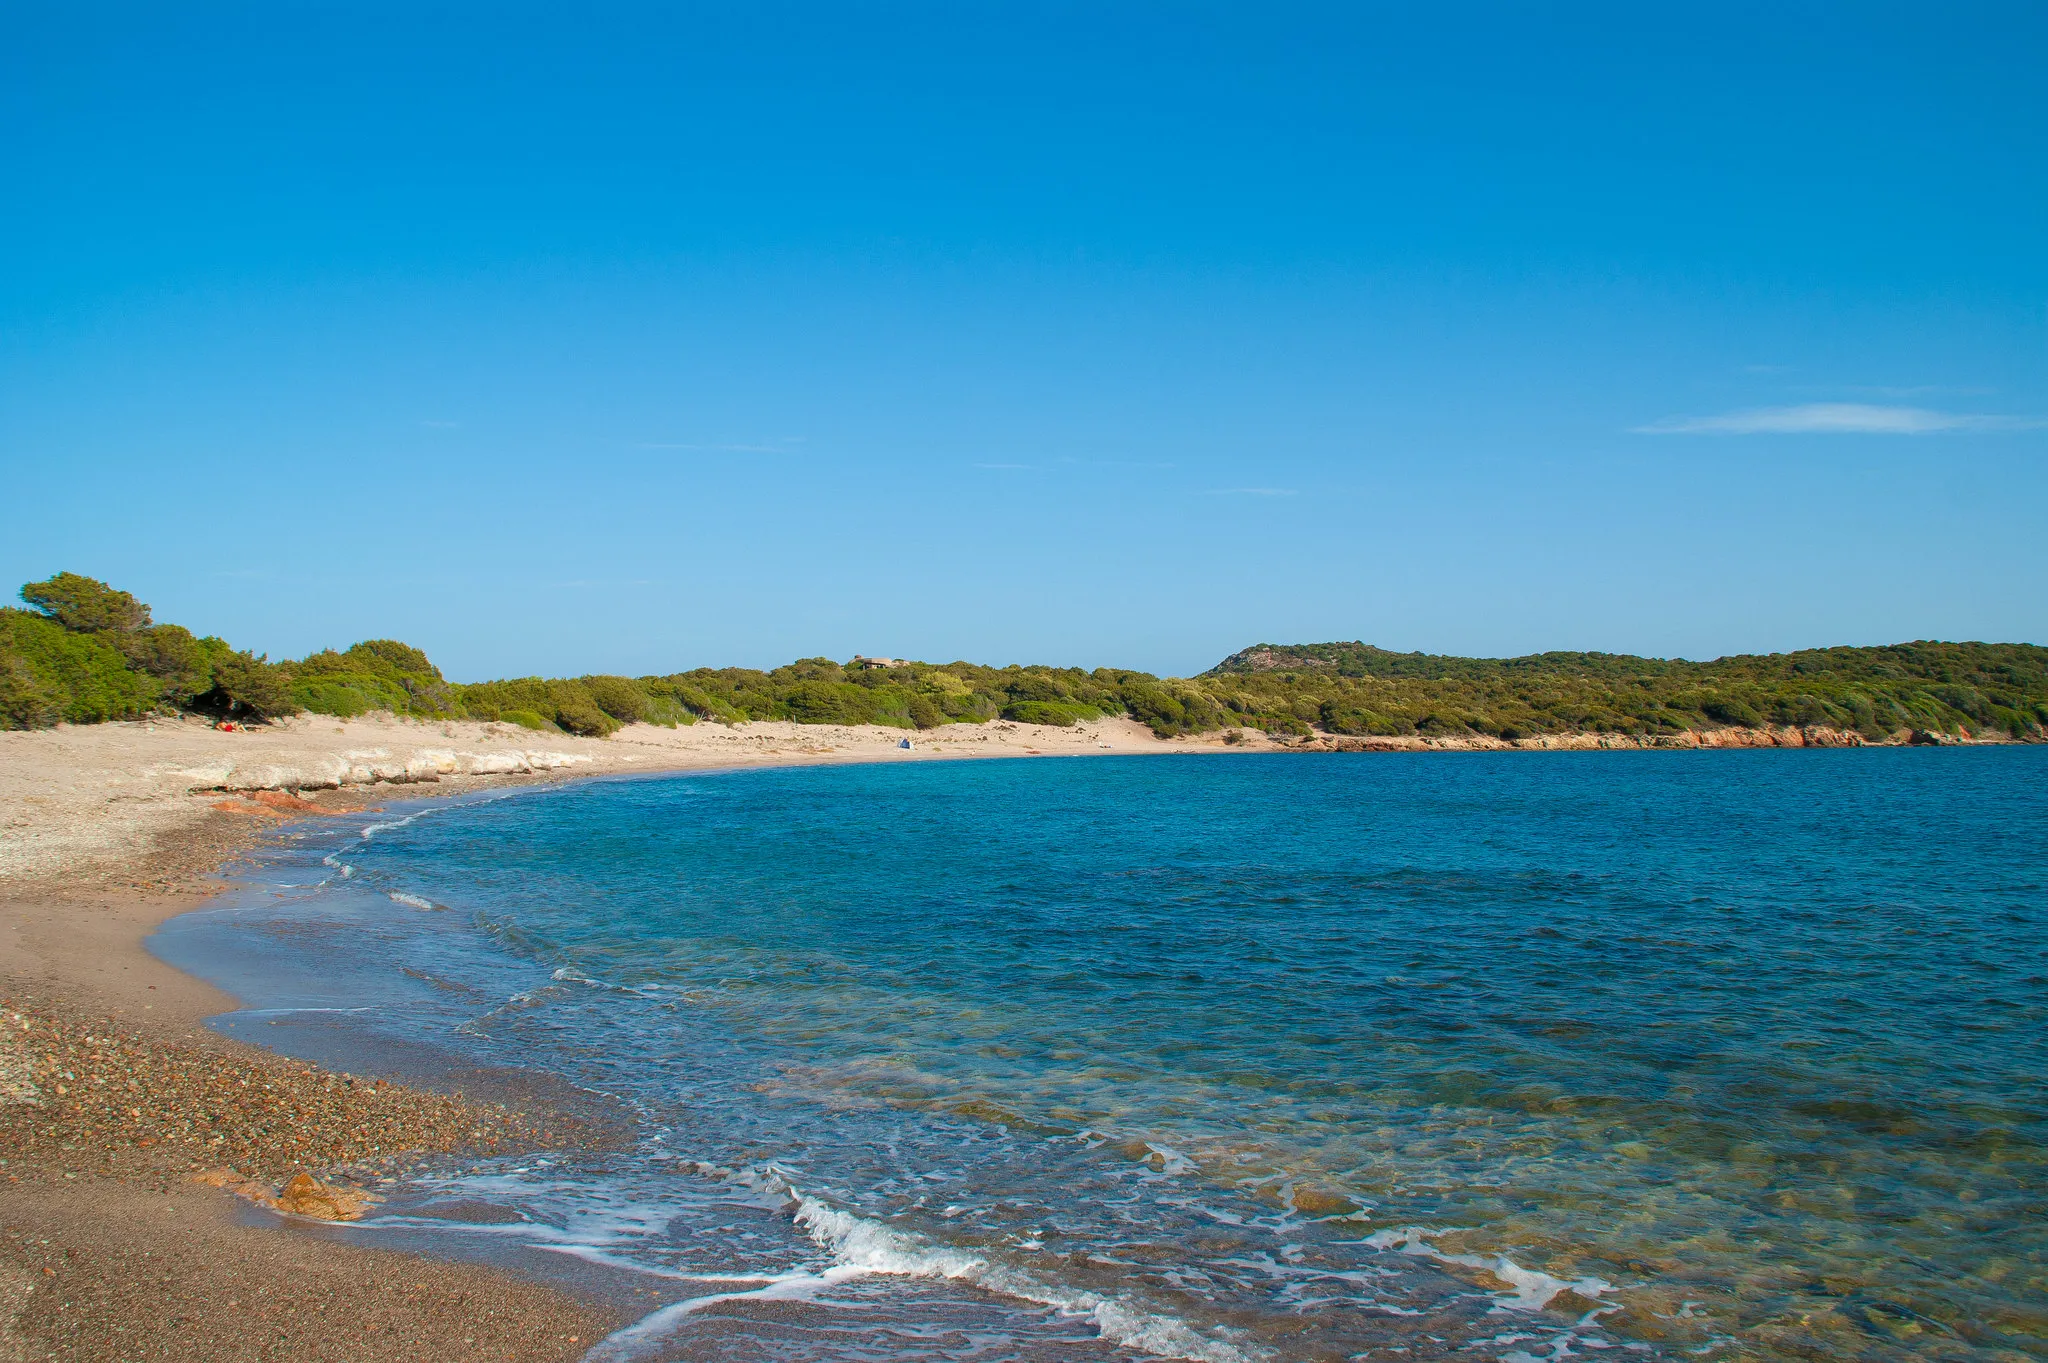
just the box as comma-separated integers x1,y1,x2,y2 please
3,4,2043,679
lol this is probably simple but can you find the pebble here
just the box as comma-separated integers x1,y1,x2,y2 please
0,1002,594,1186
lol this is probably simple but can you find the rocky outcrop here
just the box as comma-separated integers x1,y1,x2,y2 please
158,747,591,795
1213,646,1339,674
1278,724,2009,754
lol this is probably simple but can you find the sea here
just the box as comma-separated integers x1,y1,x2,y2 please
150,747,2048,1363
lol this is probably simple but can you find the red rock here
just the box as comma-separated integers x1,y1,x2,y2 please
274,1171,374,1221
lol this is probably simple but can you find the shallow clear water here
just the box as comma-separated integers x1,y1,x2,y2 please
157,749,2048,1363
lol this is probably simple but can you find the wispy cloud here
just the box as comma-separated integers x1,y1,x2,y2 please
1635,403,2044,435
1202,487,1298,497
974,462,1035,469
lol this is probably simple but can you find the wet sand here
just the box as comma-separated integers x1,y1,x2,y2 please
0,714,1244,1359
0,779,632,1360
0,712,1226,886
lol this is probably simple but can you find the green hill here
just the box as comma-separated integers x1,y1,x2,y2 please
1199,640,2048,742
5,574,2043,743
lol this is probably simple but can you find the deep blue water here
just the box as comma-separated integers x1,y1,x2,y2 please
157,748,2048,1363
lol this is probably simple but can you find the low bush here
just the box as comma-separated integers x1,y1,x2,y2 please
783,681,881,725
584,675,652,724
0,609,158,723
293,679,379,718
551,700,617,737
1318,702,1409,736
1001,700,1100,727
0,650,63,728
1700,696,1763,727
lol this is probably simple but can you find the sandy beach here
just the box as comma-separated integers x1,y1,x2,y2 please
3,710,1992,1360
0,712,1231,1360
0,710,1234,888
2,708,1937,895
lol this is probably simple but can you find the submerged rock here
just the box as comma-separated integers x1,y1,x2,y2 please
1289,1185,1361,1218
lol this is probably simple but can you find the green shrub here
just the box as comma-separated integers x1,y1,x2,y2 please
1002,700,1099,727
342,639,441,678
784,681,880,725
1929,684,1994,723
1701,696,1762,727
1003,673,1070,704
637,694,693,727
0,650,63,728
292,640,456,717
293,679,378,718
292,670,408,716
1118,683,1184,734
584,675,652,724
500,709,552,731
1318,702,1409,736
122,624,213,704
456,677,554,722
197,650,297,721
1992,706,2032,739
941,691,999,722
1773,694,1836,728
651,681,737,723
551,700,617,737
0,609,157,724
1842,692,1890,740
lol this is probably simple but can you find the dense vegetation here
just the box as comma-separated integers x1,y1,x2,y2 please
1,574,289,728
1200,641,2048,742
5,574,2045,742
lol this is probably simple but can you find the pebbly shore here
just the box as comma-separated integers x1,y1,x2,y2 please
0,783,632,1361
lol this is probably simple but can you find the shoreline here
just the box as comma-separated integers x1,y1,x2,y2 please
0,711,1220,890
0,716,2027,1360
2,709,2017,892
0,785,634,1358
0,712,1224,1359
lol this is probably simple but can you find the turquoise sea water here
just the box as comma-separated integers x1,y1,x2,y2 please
158,749,2047,1363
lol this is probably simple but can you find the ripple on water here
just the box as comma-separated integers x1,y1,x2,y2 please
154,749,2048,1363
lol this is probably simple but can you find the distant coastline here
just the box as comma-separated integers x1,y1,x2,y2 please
1273,720,2014,753
8,574,2045,749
